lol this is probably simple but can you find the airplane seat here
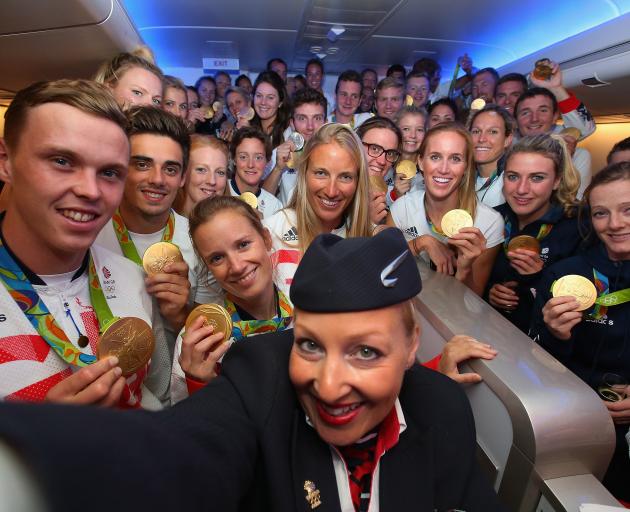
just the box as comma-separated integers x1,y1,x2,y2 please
414,261,621,511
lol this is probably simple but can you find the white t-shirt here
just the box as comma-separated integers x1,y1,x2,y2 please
326,111,373,128
263,209,347,297
228,180,283,219
475,173,505,208
0,245,159,408
389,190,504,265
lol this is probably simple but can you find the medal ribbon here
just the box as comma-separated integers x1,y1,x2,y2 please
0,240,115,367
503,218,553,253
477,169,498,192
591,268,630,314
112,209,175,265
224,289,293,341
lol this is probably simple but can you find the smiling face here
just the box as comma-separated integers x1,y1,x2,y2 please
375,86,404,120
289,303,419,446
163,87,188,119
361,127,400,177
234,137,267,192
427,104,455,129
215,74,231,99
122,133,185,224
253,82,280,122
226,90,249,119
397,113,426,156
194,209,273,303
197,79,216,107
516,95,558,136
306,63,323,90
472,71,497,102
589,179,630,261
421,131,468,202
0,102,129,271
406,76,430,108
471,111,511,166
336,80,362,118
503,152,559,226
362,70,378,90
360,87,375,113
109,66,163,110
495,80,525,114
306,142,358,231
184,146,228,207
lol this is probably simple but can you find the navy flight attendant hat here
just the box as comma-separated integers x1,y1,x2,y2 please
290,228,421,312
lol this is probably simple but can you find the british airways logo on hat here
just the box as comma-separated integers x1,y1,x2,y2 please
380,250,410,288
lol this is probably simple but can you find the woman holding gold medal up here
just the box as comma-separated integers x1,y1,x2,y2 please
485,134,582,333
530,162,630,502
387,123,504,295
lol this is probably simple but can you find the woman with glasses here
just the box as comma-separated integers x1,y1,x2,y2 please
228,127,282,219
356,117,403,225
387,123,504,295
263,123,372,296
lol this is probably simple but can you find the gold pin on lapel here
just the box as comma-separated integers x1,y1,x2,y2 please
304,480,321,509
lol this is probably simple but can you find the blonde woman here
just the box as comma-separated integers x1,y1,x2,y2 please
387,123,504,295
263,123,372,295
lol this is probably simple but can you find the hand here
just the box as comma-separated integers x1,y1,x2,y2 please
369,190,388,225
235,115,251,129
415,235,456,275
45,356,125,407
458,53,473,75
218,121,234,142
561,134,578,156
394,173,412,197
179,316,232,383
448,227,486,272
508,248,544,275
187,108,206,124
605,394,630,425
530,60,563,89
212,104,224,122
488,281,519,310
542,295,583,340
275,140,294,170
145,260,191,331
438,335,497,383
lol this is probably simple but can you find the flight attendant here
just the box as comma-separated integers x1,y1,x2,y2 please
0,228,504,512
387,123,504,295
530,162,630,502
486,134,581,333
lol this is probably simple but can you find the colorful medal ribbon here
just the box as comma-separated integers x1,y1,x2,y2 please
503,218,553,253
225,289,293,341
0,240,115,367
477,169,498,192
590,268,630,318
112,209,175,265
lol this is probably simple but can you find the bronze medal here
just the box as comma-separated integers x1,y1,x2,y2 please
441,209,473,237
97,317,154,376
369,174,388,193
77,335,89,348
507,235,540,255
142,242,184,275
185,304,233,343
395,159,417,180
552,274,597,311
239,191,258,210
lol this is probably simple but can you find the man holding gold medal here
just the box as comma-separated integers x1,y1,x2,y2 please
0,80,157,408
95,106,218,405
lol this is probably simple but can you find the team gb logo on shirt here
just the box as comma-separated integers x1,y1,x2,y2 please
101,266,117,298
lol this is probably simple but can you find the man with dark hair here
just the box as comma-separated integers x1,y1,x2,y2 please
386,63,406,84
494,73,528,114
375,77,404,120
328,69,373,127
267,58,288,83
471,67,499,103
96,106,218,405
412,57,442,100
361,68,378,90
263,88,328,204
607,137,630,164
359,84,376,113
0,80,158,407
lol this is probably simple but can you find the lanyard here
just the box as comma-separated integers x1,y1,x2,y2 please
503,218,553,253
0,240,115,367
112,209,175,265
591,268,630,320
224,289,293,341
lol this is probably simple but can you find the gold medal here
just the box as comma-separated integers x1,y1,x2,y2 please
142,242,183,275
552,274,597,311
533,58,554,80
369,174,388,193
405,94,414,106
204,107,214,119
185,304,233,343
396,160,417,180
507,235,540,255
288,132,305,151
561,127,581,140
239,191,258,210
241,107,255,121
470,98,486,111
97,317,155,376
441,209,473,237
212,101,223,112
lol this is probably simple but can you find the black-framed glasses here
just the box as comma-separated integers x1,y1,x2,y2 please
362,142,401,164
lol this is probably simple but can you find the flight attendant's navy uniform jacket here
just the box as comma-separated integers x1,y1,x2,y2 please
530,242,630,500
485,203,582,333
0,330,503,512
